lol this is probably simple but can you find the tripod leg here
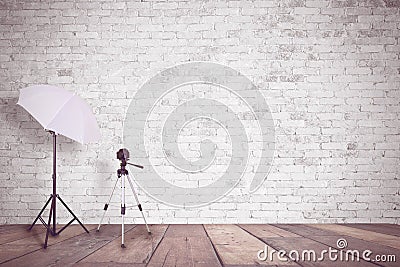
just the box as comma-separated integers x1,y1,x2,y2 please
97,177,119,231
28,195,52,231
121,174,126,248
127,174,151,234
44,195,55,249
56,195,89,234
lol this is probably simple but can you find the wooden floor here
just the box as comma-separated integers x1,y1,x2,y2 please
0,224,398,266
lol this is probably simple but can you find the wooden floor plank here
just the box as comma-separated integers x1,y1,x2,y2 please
78,224,167,265
0,224,93,245
0,224,30,233
147,224,222,267
2,224,134,267
0,224,38,245
263,237,376,266
74,263,145,267
0,224,96,264
306,235,399,267
272,224,340,237
204,224,298,266
342,224,400,237
239,224,301,238
242,225,376,267
0,224,398,266
310,224,400,250
274,224,399,267
163,224,207,237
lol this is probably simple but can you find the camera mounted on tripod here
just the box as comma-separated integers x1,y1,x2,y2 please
116,148,144,170
97,148,151,244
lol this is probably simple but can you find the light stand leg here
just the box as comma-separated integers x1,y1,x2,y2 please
97,177,119,231
28,195,52,231
121,174,126,248
127,174,151,234
44,196,55,249
56,195,89,234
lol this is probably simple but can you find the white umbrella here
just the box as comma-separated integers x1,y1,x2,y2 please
17,84,100,144
17,84,100,248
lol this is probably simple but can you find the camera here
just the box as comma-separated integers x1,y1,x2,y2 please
116,148,144,169
116,148,130,162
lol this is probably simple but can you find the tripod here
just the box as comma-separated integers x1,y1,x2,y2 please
97,157,151,248
28,131,89,248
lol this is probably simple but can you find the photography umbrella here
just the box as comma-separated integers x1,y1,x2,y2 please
17,84,101,248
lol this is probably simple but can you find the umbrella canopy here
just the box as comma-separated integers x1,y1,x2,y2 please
17,85,101,144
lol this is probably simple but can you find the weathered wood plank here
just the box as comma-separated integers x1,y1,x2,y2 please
310,224,400,250
0,224,97,264
239,224,301,238
342,224,400,237
74,263,145,267
0,224,39,245
78,225,167,265
243,225,376,267
272,224,339,236
305,235,399,267
275,224,399,267
0,224,92,245
147,224,222,267
2,224,134,267
0,224,398,266
204,224,298,266
163,224,207,237
0,224,29,233
259,237,376,267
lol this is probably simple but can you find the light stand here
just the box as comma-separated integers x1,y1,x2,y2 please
28,131,89,248
97,149,151,248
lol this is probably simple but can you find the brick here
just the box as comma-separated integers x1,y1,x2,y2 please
294,7,320,14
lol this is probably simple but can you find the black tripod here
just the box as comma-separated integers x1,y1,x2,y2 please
97,149,151,248
28,131,89,248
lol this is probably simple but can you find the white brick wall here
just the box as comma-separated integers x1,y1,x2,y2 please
0,0,399,224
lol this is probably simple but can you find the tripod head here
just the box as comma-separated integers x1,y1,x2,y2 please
116,148,144,170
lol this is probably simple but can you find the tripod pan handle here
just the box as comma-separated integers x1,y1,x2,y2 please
127,163,144,169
